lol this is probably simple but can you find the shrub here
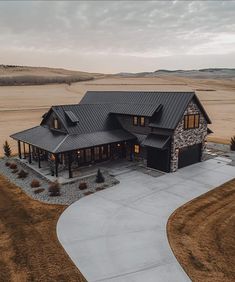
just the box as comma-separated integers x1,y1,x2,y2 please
231,136,235,151
49,181,60,196
30,179,40,188
9,163,17,169
12,169,18,174
18,169,28,179
96,169,105,183
3,140,11,158
84,191,94,196
34,188,45,194
79,182,88,190
5,161,11,167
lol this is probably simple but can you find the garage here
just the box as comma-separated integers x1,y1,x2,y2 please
178,143,202,169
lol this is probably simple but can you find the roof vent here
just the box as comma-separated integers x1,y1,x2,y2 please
65,110,79,123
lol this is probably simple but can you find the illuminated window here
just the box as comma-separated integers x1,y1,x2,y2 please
134,144,140,154
53,118,59,129
133,116,138,126
140,117,145,126
184,114,200,129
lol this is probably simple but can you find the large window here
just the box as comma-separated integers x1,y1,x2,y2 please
184,114,200,129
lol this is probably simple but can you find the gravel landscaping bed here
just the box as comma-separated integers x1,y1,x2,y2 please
0,157,119,205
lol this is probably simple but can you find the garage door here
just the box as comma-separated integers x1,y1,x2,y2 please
178,143,202,169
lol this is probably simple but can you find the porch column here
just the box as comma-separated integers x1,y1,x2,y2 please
28,144,32,164
91,147,94,162
23,142,26,159
18,141,22,159
55,154,58,177
37,148,41,168
68,152,73,178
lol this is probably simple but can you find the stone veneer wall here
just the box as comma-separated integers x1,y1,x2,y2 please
170,100,208,172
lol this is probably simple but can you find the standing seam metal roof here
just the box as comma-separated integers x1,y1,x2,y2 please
79,91,209,129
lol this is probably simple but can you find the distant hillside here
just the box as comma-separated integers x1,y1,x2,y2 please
0,65,105,86
117,68,235,79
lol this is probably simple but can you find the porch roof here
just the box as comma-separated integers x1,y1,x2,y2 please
142,134,171,149
11,126,136,153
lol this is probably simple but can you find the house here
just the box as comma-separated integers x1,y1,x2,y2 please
10,91,212,178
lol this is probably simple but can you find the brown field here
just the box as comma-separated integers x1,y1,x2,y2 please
0,174,86,282
0,74,235,155
167,179,235,282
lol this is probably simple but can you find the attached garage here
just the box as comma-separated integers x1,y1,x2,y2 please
143,134,171,173
178,143,202,169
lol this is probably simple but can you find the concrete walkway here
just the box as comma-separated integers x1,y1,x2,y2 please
57,157,235,282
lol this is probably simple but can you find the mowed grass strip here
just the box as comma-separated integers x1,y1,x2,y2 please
167,178,235,282
0,174,86,282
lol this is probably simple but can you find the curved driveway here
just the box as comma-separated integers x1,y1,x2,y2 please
57,157,235,282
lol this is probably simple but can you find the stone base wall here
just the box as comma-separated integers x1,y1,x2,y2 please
170,100,208,172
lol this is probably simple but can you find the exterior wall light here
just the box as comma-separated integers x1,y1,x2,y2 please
175,148,179,155
117,143,121,147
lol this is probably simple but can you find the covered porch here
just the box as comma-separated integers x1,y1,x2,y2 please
14,139,137,179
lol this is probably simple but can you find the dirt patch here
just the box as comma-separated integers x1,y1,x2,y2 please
0,174,86,282
167,178,235,282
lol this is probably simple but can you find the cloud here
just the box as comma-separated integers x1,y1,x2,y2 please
0,1,234,72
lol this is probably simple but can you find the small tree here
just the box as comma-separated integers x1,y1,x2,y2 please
96,169,105,183
231,136,235,151
3,140,11,158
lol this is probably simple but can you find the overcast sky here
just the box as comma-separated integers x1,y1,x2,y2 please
0,1,234,73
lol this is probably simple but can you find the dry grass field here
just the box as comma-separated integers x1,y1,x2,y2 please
0,73,235,155
167,179,235,282
0,174,86,282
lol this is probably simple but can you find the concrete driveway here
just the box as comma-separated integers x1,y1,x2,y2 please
57,157,235,282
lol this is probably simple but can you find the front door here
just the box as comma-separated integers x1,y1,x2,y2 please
147,147,170,172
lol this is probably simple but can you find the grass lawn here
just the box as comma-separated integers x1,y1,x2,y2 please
167,178,235,282
0,174,86,282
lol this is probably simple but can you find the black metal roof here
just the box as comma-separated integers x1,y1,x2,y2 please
110,103,162,117
142,134,171,149
10,126,67,153
54,129,136,153
11,126,136,153
48,104,120,135
80,91,211,129
11,91,211,153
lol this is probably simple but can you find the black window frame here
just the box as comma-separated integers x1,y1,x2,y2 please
184,114,200,130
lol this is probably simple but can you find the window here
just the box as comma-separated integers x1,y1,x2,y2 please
133,116,145,126
133,116,138,126
134,144,140,154
184,114,200,129
140,117,145,126
53,118,59,129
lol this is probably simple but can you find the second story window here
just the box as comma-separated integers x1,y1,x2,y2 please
133,116,138,126
53,118,59,129
133,116,145,126
184,114,200,129
140,117,145,126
